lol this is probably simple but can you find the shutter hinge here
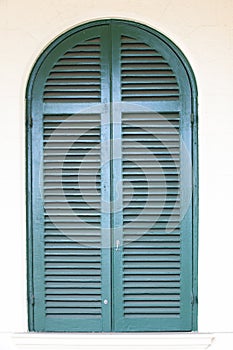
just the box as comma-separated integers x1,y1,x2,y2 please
191,292,194,305
30,116,33,128
190,113,194,124
191,292,198,306
30,294,35,305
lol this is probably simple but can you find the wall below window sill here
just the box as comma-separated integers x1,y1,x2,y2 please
11,332,214,350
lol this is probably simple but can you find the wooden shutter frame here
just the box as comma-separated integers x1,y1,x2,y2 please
26,19,198,332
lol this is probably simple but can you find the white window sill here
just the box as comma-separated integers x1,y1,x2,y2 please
12,332,214,350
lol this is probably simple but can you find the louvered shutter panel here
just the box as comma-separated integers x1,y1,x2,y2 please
29,20,194,332
31,25,112,331
111,23,193,331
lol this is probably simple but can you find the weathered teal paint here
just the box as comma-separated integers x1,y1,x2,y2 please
26,19,198,332
26,95,34,331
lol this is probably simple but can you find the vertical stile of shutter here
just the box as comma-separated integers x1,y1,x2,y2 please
110,24,124,334
32,27,112,331
112,27,192,331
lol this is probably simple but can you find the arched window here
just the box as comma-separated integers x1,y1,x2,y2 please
27,19,198,332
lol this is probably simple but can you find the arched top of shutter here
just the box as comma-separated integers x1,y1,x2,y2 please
26,19,197,102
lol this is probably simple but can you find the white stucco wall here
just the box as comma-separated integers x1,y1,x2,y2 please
0,0,233,349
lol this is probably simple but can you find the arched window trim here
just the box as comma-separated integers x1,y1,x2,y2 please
26,19,198,332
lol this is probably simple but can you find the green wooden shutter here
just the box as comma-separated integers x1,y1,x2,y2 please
111,23,193,331
28,20,196,332
31,24,112,332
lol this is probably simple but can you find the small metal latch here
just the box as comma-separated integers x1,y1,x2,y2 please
116,240,120,251
104,299,108,305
